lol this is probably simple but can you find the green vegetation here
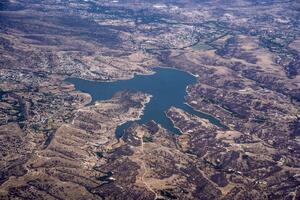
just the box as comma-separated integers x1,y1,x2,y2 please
192,42,213,50
142,135,154,143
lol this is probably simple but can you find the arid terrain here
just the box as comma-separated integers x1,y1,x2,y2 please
0,0,300,199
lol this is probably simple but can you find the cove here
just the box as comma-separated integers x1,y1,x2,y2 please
67,68,226,138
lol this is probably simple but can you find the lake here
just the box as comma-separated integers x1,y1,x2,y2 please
67,68,226,138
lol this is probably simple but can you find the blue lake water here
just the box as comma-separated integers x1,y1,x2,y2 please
67,68,226,138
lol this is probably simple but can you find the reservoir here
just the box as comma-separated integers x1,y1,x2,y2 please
67,68,226,138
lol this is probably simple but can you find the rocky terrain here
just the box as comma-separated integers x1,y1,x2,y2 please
1,0,300,199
